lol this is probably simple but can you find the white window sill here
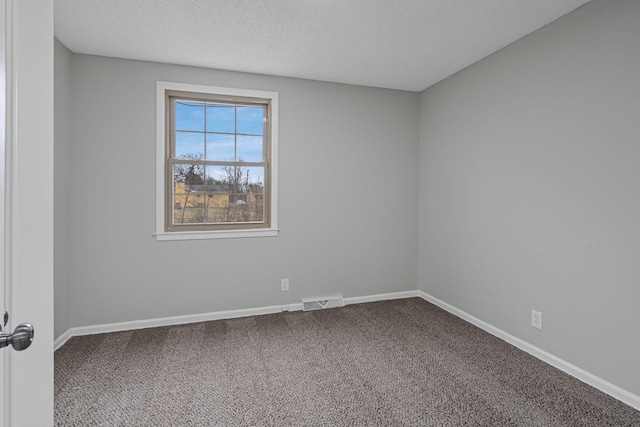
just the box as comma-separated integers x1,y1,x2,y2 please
155,228,279,241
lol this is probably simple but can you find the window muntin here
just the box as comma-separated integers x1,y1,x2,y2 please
166,91,271,232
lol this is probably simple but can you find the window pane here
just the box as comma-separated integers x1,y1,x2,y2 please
173,191,206,224
244,166,265,189
205,166,233,223
173,164,205,225
205,166,231,190
205,191,231,223
236,135,263,162
175,131,204,159
175,100,204,132
174,205,205,224
239,166,264,222
206,103,235,133
235,201,263,222
237,106,263,135
203,165,264,223
206,133,235,161
173,164,204,192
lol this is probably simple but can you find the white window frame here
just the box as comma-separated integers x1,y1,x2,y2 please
155,81,279,241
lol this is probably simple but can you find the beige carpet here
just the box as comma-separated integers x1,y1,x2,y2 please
55,298,640,426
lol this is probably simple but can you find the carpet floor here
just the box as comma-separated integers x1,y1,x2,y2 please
55,298,640,426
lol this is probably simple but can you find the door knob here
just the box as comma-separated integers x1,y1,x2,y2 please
0,310,7,332
0,323,34,351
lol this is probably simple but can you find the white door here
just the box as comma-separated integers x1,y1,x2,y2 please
2,0,54,426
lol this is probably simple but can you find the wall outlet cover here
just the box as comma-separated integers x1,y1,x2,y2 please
531,309,543,330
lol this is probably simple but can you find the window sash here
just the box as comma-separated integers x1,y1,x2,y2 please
165,92,272,232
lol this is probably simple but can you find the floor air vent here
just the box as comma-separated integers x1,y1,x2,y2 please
302,295,344,311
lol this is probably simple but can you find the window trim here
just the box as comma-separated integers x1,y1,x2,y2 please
165,91,271,232
155,81,279,241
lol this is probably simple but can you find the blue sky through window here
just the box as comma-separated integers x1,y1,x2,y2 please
236,106,263,135
205,133,234,161
175,100,263,161
175,131,204,159
175,101,204,131
206,104,234,133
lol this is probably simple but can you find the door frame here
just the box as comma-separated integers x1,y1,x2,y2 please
0,1,8,422
1,2,13,423
3,0,54,425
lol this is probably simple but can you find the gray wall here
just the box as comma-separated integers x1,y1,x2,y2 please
419,0,640,395
65,54,419,328
54,39,72,338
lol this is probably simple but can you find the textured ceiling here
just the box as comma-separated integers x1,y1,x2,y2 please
54,0,591,92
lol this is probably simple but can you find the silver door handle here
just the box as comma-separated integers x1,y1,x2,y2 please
0,323,34,351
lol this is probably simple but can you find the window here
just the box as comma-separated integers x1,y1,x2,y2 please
156,82,278,240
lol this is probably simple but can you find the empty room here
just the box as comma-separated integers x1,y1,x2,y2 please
1,0,639,425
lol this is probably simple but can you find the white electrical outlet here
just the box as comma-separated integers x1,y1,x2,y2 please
531,310,543,330
281,278,289,292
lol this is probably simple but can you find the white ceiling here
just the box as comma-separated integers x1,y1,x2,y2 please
54,0,591,92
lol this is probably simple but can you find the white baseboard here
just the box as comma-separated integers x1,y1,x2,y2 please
54,304,285,351
54,328,73,351
418,290,640,411
345,290,419,305
54,290,418,351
